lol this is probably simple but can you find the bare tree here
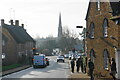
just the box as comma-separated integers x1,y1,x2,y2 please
57,26,80,53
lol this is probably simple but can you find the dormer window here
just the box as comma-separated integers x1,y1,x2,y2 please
89,23,95,39
103,19,108,38
96,0,100,11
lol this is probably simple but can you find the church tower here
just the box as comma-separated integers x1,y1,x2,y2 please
58,13,62,38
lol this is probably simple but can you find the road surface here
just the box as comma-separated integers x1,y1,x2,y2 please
2,56,70,79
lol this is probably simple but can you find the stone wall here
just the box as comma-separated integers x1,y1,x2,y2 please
86,2,119,77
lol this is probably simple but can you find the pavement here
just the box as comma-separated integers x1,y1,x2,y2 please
67,60,113,80
67,59,90,80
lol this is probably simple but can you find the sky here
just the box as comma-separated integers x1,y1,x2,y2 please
0,0,89,38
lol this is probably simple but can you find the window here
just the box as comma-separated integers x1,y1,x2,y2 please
89,23,95,39
103,49,109,70
96,0,100,11
90,49,96,63
103,19,108,38
2,40,5,46
2,53,5,59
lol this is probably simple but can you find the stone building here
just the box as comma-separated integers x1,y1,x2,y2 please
85,0,120,78
1,19,35,66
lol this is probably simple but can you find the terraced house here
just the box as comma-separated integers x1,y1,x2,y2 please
1,19,35,66
85,0,120,78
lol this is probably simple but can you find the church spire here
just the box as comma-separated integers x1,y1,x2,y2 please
58,12,62,37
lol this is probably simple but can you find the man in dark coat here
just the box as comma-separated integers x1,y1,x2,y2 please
76,57,80,72
79,56,83,72
88,58,94,80
71,59,75,73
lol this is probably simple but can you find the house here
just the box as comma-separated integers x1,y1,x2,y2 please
1,19,36,66
85,0,120,78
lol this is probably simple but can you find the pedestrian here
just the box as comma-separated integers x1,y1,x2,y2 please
83,56,87,73
88,58,94,80
70,59,75,73
110,58,117,80
76,57,80,73
79,56,83,72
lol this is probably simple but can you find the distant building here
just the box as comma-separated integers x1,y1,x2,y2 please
86,0,120,78
1,19,35,66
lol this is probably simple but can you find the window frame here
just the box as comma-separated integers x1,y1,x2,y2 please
2,40,5,46
89,22,95,39
2,53,6,59
90,49,95,63
103,49,109,70
103,18,108,38
96,0,100,11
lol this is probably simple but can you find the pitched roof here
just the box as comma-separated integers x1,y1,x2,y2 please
85,1,120,20
3,24,35,43
85,0,91,20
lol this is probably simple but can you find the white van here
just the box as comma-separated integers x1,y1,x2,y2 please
33,54,47,68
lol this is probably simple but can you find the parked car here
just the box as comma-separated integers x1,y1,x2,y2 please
69,54,72,60
64,54,69,58
57,56,65,62
77,53,83,58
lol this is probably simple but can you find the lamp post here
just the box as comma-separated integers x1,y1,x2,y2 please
76,26,86,56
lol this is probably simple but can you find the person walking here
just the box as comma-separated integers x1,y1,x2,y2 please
110,58,117,80
83,56,87,73
70,59,75,73
88,58,94,80
76,57,81,73
79,56,83,72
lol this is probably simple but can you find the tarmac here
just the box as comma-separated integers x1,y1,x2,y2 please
1,59,115,80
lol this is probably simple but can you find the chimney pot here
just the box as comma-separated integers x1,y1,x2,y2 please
10,20,14,25
1,19,4,26
15,20,19,26
21,24,24,28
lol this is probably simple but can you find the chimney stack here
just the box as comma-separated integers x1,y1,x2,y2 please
15,20,19,26
1,19,4,26
10,20,14,25
21,24,24,28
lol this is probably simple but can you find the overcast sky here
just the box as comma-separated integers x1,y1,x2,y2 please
0,0,89,38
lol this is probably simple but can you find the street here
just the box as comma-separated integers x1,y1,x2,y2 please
2,56,70,79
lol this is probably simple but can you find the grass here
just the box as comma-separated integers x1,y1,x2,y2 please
2,64,21,71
